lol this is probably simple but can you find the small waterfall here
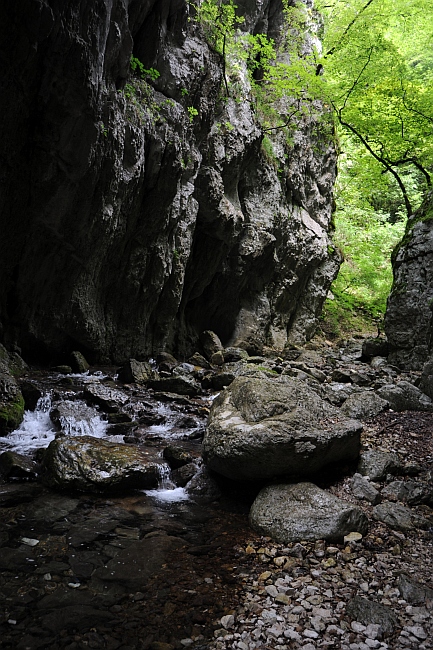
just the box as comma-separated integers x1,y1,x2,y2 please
0,394,56,453
0,395,109,455
57,400,108,438
145,462,189,502
157,462,176,490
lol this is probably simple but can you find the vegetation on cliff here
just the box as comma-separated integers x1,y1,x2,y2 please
190,0,432,337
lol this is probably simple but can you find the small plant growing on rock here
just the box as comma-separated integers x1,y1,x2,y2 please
187,106,199,123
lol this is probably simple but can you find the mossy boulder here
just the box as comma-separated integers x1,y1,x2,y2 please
203,375,362,481
0,371,25,435
41,435,161,492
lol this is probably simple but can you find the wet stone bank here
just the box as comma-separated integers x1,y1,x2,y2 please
0,340,433,649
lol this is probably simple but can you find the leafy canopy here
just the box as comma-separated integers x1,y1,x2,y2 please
192,0,433,215
317,0,433,215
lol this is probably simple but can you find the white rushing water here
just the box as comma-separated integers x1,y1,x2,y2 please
0,394,110,454
0,394,55,453
143,462,190,502
0,389,196,502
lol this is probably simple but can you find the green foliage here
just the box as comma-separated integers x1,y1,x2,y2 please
192,0,244,56
321,151,406,337
187,106,199,123
317,0,433,216
0,393,25,433
130,56,160,81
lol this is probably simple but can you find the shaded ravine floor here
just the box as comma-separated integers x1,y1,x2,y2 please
0,406,433,649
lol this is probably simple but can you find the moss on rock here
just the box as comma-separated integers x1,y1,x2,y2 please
0,392,25,435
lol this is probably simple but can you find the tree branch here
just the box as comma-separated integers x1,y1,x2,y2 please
334,103,413,217
326,0,376,56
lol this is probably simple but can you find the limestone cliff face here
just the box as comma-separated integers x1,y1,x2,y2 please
385,191,433,369
0,0,339,363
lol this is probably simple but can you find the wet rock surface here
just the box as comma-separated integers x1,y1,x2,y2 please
0,339,432,649
0,0,339,362
203,375,362,481
249,482,368,543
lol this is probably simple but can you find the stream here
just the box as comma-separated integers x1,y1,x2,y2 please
0,368,252,650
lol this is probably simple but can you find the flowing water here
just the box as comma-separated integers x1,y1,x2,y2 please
0,370,206,501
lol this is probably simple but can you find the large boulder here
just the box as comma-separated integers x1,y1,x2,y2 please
41,435,160,492
340,391,388,420
202,375,362,481
249,482,368,543
377,380,433,411
0,368,25,436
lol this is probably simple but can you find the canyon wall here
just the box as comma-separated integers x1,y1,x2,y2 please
0,0,339,363
385,191,433,369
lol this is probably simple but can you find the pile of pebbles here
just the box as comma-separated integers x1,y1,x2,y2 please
207,406,433,650
208,525,433,650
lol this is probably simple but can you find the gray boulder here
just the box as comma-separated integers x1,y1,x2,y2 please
358,450,401,481
249,482,368,543
351,473,381,505
346,596,397,636
148,374,200,396
397,573,433,604
49,400,104,436
0,451,39,481
340,391,388,420
83,383,129,413
70,351,90,373
118,359,156,384
200,330,223,361
41,435,160,491
382,480,433,506
203,375,362,481
372,502,430,531
418,358,433,400
377,380,433,411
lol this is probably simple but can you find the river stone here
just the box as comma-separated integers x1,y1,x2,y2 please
83,383,129,413
118,359,156,384
203,376,362,481
351,473,381,505
163,445,193,469
0,451,39,480
0,483,43,507
200,330,223,360
249,482,368,543
357,450,401,481
188,352,211,369
340,392,388,420
377,380,433,411
148,374,200,396
372,502,430,531
19,380,43,411
346,596,397,636
70,351,90,373
397,573,433,604
41,435,160,491
49,400,103,434
27,493,80,522
382,480,433,505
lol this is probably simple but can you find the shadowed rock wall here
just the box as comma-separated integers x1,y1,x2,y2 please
385,191,433,369
0,0,339,363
